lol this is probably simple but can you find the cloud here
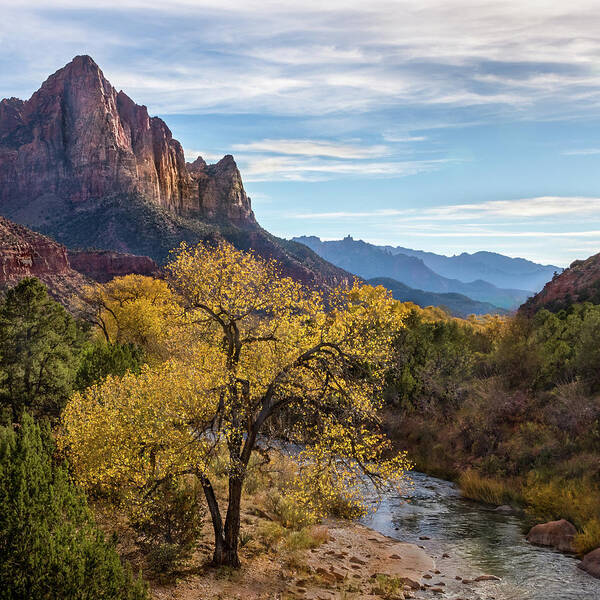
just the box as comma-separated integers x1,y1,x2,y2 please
425,197,600,219
292,197,600,220
562,148,600,156
4,1,600,119
232,139,390,159
239,156,450,182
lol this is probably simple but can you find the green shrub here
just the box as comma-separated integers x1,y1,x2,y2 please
76,341,144,390
285,525,329,551
257,521,285,550
0,414,148,600
265,489,318,529
130,476,204,576
0,278,84,421
523,475,600,529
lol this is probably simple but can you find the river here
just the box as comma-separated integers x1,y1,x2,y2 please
362,471,599,600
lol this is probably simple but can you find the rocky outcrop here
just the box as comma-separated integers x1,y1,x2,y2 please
520,253,600,314
526,519,577,553
68,250,159,283
0,55,255,226
0,216,71,281
188,155,254,224
0,216,86,304
0,56,350,290
579,548,600,578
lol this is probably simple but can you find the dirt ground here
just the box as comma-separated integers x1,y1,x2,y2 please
150,517,433,600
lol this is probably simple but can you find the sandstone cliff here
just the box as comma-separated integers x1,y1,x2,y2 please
0,56,349,290
0,216,86,301
0,55,254,225
68,250,159,283
520,254,600,314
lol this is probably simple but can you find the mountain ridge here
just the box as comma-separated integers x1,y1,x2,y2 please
520,252,600,315
381,245,560,292
0,56,352,290
293,236,531,309
367,277,507,317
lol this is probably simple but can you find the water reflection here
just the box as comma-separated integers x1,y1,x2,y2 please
363,472,599,600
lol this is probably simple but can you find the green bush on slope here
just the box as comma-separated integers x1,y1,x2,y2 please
0,414,148,600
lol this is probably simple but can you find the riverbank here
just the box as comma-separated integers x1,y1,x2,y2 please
364,471,600,600
150,518,434,600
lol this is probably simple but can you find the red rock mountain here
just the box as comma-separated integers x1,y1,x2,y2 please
0,55,254,225
520,253,600,314
0,215,86,300
68,250,159,283
0,56,349,289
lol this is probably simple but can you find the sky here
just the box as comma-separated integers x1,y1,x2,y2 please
2,1,600,266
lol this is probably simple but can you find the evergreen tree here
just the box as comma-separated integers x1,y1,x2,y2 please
76,341,145,390
0,414,148,600
0,278,84,421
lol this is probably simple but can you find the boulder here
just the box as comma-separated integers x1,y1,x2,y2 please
578,548,600,579
526,519,577,552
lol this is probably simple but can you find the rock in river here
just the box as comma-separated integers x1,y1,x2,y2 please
526,519,577,553
578,547,600,579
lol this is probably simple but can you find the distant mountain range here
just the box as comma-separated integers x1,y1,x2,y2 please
293,236,545,310
367,277,508,318
380,246,560,292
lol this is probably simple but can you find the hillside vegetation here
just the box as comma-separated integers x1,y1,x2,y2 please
383,301,600,554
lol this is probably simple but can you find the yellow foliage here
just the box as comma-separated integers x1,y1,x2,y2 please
78,275,181,359
61,241,412,564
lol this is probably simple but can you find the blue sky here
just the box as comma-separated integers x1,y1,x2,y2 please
2,1,600,266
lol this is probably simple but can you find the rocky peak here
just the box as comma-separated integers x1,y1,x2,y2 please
0,55,256,230
188,154,255,224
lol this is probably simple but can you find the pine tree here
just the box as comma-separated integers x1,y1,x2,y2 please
0,278,84,421
75,341,145,390
0,414,148,600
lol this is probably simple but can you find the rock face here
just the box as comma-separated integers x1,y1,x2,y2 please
520,253,600,314
0,215,86,303
526,519,577,553
68,250,159,283
0,56,350,290
0,55,254,225
579,547,600,578
0,216,71,281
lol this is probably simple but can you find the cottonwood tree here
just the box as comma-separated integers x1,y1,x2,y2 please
77,274,180,360
61,242,411,568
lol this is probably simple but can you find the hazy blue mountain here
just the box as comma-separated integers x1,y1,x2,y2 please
293,236,531,309
380,246,559,292
367,277,506,317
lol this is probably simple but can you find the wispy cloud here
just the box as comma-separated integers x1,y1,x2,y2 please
291,197,600,220
562,148,600,156
239,156,451,182
232,139,389,159
4,1,600,118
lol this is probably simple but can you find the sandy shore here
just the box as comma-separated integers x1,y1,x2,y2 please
151,517,436,600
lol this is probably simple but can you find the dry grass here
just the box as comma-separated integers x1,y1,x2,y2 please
458,469,523,506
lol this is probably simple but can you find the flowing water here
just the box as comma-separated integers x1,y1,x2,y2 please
362,471,599,600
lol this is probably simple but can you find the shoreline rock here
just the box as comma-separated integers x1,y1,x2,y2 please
526,519,577,553
578,548,600,579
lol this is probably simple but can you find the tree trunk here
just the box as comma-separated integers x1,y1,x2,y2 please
221,477,243,568
200,476,228,566
201,474,245,567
